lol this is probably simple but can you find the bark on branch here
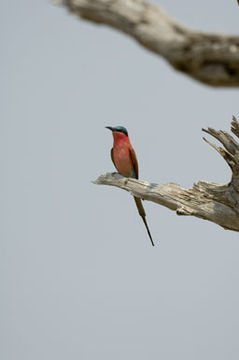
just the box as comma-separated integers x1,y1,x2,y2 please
93,117,239,231
59,0,239,87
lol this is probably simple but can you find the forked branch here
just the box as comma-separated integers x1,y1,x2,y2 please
93,117,239,231
59,0,239,87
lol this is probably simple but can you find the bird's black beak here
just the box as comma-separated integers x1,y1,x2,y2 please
105,126,113,131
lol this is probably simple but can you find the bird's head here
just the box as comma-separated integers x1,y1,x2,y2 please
105,126,128,137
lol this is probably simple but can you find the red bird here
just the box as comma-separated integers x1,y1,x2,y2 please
106,126,154,246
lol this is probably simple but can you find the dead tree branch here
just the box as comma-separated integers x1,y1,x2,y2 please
59,0,239,87
93,117,239,231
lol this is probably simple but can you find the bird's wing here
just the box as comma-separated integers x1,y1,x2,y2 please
129,146,139,179
110,148,116,168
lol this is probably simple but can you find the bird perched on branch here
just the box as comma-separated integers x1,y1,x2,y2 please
106,126,154,246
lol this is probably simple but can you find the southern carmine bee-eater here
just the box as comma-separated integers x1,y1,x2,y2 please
106,126,155,246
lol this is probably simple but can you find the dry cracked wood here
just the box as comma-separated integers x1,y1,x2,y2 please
59,0,239,87
93,117,239,231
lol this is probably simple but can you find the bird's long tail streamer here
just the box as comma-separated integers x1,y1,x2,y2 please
134,197,155,246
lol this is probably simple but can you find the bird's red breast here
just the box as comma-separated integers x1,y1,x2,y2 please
112,131,138,178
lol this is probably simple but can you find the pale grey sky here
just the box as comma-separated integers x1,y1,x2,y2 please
1,1,239,359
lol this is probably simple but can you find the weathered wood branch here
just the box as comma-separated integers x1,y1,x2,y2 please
93,117,239,231
59,0,239,87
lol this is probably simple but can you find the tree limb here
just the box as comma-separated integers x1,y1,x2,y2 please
59,0,239,87
93,117,239,231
